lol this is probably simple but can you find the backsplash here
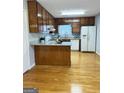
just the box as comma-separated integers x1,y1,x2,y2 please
29,33,42,42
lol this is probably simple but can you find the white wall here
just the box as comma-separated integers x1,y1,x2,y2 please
29,46,35,67
23,0,30,73
95,14,100,55
28,33,41,67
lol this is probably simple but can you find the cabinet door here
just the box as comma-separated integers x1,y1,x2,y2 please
72,22,80,33
42,9,47,31
48,14,51,25
81,27,88,51
89,17,95,25
88,26,96,51
46,12,49,25
80,17,95,26
51,18,55,26
43,9,46,25
80,18,85,25
28,1,38,32
37,3,43,32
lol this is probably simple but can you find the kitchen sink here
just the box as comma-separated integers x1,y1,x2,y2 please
48,39,62,44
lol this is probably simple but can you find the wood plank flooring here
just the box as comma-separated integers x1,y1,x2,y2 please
23,52,100,93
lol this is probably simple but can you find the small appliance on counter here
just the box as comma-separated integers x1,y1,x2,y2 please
49,26,56,35
39,36,45,43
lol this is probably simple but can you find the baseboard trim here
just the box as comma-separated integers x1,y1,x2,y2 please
23,69,30,75
81,51,96,53
23,67,29,74
96,51,100,56
23,63,35,74
29,63,35,70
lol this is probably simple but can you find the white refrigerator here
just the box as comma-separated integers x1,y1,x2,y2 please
81,26,96,52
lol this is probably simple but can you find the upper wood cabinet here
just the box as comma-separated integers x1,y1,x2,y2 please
46,12,49,25
54,18,80,33
88,17,95,25
80,17,95,26
28,0,38,32
54,17,95,34
71,18,80,33
72,22,80,33
37,2,43,32
42,9,46,25
27,0,55,33
48,15,52,25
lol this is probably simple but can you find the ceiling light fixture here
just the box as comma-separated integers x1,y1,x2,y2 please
61,10,86,15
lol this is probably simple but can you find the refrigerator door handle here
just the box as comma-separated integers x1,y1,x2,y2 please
82,35,87,39
83,35,87,37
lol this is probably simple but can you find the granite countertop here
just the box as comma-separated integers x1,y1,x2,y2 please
51,34,81,40
53,37,80,40
30,40,71,46
29,33,80,46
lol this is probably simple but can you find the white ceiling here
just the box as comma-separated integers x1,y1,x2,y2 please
37,0,100,18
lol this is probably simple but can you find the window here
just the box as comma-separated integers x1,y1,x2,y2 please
58,25,72,35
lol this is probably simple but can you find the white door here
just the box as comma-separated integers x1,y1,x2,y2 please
88,26,96,51
81,26,88,51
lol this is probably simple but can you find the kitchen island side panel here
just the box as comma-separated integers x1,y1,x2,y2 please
34,46,71,66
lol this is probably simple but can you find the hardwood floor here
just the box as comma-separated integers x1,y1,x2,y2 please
23,52,100,93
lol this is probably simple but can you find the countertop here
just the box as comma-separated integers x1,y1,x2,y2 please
30,40,71,46
29,34,80,46
51,34,81,40
53,37,80,40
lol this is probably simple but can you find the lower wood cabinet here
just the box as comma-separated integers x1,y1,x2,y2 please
34,46,71,66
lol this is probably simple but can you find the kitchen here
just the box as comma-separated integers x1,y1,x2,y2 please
23,0,100,93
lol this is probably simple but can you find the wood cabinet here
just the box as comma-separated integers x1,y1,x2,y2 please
51,16,55,25
48,15,52,25
28,0,55,33
37,2,43,32
72,22,80,33
46,12,49,25
55,17,95,33
35,46,71,66
55,18,80,33
89,17,95,25
27,0,94,33
42,9,46,25
80,17,95,26
28,0,38,32
42,8,47,31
